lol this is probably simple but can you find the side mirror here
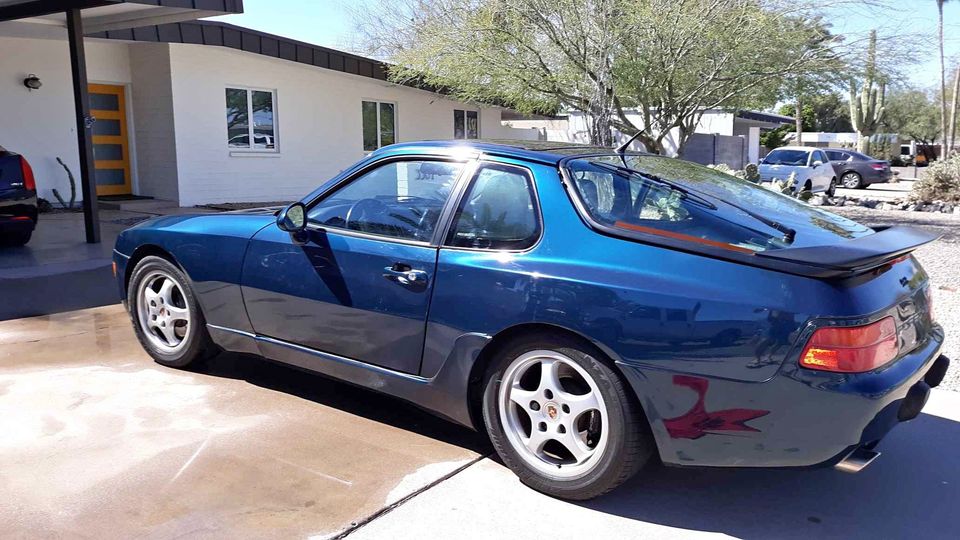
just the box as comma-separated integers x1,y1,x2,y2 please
812,160,823,167
277,202,307,233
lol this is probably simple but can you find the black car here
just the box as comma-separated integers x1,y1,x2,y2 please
0,147,38,246
825,149,893,189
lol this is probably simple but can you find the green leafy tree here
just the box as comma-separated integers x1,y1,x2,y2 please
883,88,941,161
354,0,843,153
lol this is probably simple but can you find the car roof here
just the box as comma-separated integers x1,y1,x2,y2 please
770,146,813,152
372,139,630,164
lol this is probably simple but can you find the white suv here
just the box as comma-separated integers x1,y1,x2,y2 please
759,146,837,196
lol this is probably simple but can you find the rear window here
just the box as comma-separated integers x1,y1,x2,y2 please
764,149,810,165
564,155,872,253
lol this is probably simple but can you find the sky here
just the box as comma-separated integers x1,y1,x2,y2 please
209,0,960,89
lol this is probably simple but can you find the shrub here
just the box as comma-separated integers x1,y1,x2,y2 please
911,153,960,203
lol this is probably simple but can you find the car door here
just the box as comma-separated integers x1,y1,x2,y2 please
810,150,831,191
240,158,469,374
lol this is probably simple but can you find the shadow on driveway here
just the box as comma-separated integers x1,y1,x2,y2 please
582,410,959,538
191,351,490,454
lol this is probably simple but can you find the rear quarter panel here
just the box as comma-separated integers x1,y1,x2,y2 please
115,214,273,332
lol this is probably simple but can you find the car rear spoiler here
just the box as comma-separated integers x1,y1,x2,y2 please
755,226,938,279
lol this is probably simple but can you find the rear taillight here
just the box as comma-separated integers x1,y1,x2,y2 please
926,287,936,323
870,163,886,171
799,316,899,373
19,156,36,191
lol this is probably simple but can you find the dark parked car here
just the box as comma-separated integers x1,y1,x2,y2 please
115,140,948,500
826,149,893,189
0,146,38,246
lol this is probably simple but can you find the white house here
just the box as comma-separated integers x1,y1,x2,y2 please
0,3,536,209
506,109,792,168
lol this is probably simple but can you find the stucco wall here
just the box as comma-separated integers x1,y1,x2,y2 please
167,44,532,206
0,36,131,204
129,43,178,203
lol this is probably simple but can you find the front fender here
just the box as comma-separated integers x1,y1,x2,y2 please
114,213,274,332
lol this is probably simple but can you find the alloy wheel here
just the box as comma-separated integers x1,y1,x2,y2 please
498,350,609,478
136,270,192,354
841,172,861,189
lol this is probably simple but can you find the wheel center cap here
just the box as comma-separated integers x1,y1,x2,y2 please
544,402,560,421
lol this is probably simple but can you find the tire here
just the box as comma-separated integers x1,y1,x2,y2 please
127,255,217,368
826,178,837,197
841,172,862,189
482,333,654,500
0,229,32,246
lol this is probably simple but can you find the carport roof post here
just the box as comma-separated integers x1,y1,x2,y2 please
0,0,244,243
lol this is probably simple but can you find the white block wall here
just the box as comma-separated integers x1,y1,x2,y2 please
166,43,531,206
0,36,131,204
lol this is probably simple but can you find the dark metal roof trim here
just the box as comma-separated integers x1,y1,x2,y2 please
91,20,392,83
736,109,793,125
0,0,243,24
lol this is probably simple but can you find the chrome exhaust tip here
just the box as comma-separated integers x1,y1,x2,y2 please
835,447,881,474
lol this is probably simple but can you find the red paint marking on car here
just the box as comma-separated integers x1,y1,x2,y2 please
663,375,769,440
613,221,756,255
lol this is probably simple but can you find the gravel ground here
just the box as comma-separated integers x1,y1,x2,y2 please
830,206,960,391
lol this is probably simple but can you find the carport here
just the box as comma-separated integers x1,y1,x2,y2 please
0,0,242,243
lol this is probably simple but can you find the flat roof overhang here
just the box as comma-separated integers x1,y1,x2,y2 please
0,1,242,31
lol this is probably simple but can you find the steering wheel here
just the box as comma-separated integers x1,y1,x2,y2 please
344,198,388,233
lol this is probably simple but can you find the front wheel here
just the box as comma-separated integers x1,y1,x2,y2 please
128,256,217,368
826,177,837,197
482,334,654,500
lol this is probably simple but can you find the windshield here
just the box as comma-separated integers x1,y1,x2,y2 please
763,149,810,166
564,155,872,253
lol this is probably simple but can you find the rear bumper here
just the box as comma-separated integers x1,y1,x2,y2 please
865,170,893,184
619,325,946,469
0,217,36,233
0,191,38,232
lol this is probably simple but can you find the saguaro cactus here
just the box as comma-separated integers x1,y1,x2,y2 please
849,30,886,154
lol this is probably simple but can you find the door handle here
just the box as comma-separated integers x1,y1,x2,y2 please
382,263,428,288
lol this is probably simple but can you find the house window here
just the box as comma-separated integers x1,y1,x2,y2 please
454,109,479,139
226,87,277,152
362,100,396,151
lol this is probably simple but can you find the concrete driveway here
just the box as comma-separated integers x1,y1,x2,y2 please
0,305,486,539
3,305,957,539
355,389,960,540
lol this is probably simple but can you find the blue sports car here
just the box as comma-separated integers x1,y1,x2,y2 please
115,140,948,500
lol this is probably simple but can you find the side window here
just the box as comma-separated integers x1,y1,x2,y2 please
308,160,464,241
813,151,826,164
453,109,479,139
446,164,540,250
825,150,841,161
226,87,277,152
362,100,396,151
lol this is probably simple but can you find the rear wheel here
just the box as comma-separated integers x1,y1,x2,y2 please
841,172,863,189
128,256,216,368
0,229,32,246
482,333,653,500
